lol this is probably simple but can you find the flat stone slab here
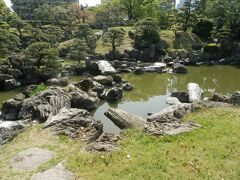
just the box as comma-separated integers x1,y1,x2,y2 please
12,148,56,170
31,163,75,180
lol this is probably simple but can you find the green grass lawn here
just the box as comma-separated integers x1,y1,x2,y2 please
0,107,239,180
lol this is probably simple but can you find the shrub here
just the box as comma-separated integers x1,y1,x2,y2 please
134,18,160,49
192,19,214,39
203,43,219,53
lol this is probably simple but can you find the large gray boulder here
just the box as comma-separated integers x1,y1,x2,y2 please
187,83,202,102
68,85,99,111
146,103,201,136
86,133,121,152
105,87,123,101
44,108,103,142
18,87,71,122
211,93,231,103
134,67,144,75
173,63,187,74
93,75,113,86
105,108,145,129
0,120,29,145
231,91,240,105
1,94,26,120
7,69,22,79
97,60,116,75
171,91,189,103
4,79,18,90
147,103,193,123
46,77,68,87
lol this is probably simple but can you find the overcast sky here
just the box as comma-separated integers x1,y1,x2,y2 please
4,0,180,8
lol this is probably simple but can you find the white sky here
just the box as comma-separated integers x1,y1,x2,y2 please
4,0,180,8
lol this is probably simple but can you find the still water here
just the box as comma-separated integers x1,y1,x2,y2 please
0,66,240,133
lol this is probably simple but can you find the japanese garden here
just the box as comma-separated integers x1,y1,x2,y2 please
0,0,240,179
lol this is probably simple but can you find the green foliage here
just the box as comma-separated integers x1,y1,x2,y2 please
75,24,96,53
134,18,160,49
192,18,214,39
178,0,200,32
103,27,125,52
25,42,60,68
69,39,88,62
0,0,10,20
0,27,20,58
203,43,219,53
30,83,48,96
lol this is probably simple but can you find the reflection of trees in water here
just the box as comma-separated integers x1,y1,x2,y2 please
122,66,240,102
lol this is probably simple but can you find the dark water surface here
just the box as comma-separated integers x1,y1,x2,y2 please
1,66,240,133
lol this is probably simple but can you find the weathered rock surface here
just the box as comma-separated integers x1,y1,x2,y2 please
147,103,193,123
46,77,69,87
18,87,71,122
105,87,123,101
146,120,201,136
144,66,162,73
1,94,25,120
97,60,116,75
146,100,232,136
211,93,231,103
23,85,38,97
11,148,56,170
5,78,19,90
44,108,103,142
86,133,121,152
146,103,201,136
187,83,202,102
173,63,187,74
134,67,144,75
93,75,113,86
68,85,99,111
7,68,22,79
171,91,189,103
105,108,145,129
166,97,181,105
0,120,29,145
123,83,133,91
154,62,167,68
31,163,75,180
231,91,240,105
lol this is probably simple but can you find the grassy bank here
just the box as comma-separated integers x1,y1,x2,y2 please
0,107,240,179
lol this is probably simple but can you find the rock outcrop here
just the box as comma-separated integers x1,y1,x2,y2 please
86,133,121,152
18,87,71,122
105,87,123,101
0,120,29,145
44,108,103,142
173,63,187,74
93,75,113,86
46,77,68,87
67,85,99,111
187,83,203,102
97,60,116,75
231,91,240,105
105,108,145,129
